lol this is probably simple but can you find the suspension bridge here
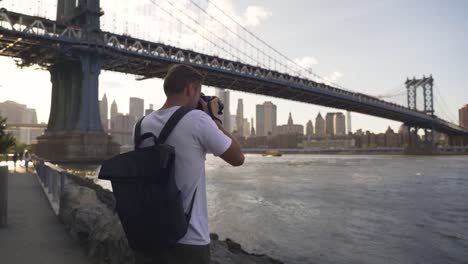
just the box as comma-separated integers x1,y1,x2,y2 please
0,0,467,161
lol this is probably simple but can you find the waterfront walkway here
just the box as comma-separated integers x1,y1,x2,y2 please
0,162,92,263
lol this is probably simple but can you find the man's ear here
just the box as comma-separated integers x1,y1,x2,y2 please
184,83,192,97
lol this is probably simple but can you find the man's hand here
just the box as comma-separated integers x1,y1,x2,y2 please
208,97,220,116
198,98,209,113
199,97,220,118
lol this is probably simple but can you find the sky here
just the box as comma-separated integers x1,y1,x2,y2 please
0,0,467,133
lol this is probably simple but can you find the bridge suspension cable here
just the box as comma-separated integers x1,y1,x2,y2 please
157,0,257,63
433,84,458,123
152,0,278,70
201,0,345,88
188,0,279,70
0,0,55,19
148,0,246,63
376,90,406,99
146,0,351,91
375,83,406,99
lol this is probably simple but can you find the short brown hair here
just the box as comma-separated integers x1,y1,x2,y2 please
163,64,203,96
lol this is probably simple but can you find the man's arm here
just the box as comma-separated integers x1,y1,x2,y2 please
214,119,244,166
200,98,245,167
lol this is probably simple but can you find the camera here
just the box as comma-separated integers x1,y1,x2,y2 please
197,93,224,115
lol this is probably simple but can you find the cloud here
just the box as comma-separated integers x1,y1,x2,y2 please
243,6,272,27
329,71,343,81
290,56,344,87
294,56,319,69
289,56,320,79
322,71,344,85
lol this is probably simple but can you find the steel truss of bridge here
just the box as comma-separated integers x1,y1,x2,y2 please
1,9,467,136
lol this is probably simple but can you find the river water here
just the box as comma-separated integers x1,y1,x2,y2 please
93,154,468,264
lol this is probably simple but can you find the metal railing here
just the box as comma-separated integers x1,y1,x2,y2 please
32,155,67,215
439,146,468,152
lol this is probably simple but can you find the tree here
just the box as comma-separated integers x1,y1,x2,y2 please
0,116,16,154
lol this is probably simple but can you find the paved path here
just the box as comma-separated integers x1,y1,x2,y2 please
0,162,92,264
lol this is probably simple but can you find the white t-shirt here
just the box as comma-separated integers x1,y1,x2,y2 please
138,106,232,245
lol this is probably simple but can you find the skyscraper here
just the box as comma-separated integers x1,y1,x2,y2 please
250,117,255,136
99,93,108,130
129,97,144,121
110,99,118,130
215,89,231,132
145,104,154,116
325,113,335,136
324,112,346,136
287,112,293,125
347,111,352,134
230,115,237,132
243,118,250,137
315,112,325,137
236,99,244,136
0,100,40,144
113,114,136,146
256,101,277,136
274,112,303,136
306,120,314,139
334,112,346,136
460,104,468,129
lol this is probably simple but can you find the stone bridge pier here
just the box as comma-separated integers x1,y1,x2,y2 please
34,0,119,163
404,125,438,155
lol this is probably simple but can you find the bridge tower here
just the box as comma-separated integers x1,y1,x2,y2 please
405,75,434,115
404,76,438,154
35,0,119,163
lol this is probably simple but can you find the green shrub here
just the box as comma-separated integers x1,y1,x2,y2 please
0,116,16,154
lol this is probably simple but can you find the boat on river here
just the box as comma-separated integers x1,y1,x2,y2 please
262,149,282,157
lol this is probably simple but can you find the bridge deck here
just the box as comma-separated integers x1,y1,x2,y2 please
0,162,91,264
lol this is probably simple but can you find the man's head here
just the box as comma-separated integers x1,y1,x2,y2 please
163,64,203,109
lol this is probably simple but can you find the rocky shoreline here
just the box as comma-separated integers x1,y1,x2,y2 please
59,174,284,264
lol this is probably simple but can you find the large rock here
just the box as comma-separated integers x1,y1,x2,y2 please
210,235,283,264
59,176,134,263
59,174,283,264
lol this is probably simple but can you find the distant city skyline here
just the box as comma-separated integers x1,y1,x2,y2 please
0,98,459,150
3,96,467,136
95,94,356,136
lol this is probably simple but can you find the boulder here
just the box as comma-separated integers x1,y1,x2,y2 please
59,175,134,263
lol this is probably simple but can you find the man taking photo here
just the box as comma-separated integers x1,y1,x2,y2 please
135,64,245,264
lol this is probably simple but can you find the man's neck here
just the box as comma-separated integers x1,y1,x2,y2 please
160,97,190,110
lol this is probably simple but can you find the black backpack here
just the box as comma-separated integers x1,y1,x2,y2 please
98,107,195,253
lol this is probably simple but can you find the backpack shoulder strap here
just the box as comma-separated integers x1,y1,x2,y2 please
133,116,145,148
158,107,192,144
